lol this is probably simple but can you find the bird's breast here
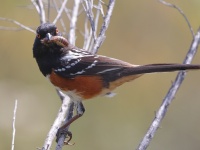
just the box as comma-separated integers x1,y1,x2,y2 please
47,71,105,100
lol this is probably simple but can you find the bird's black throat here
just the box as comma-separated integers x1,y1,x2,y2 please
33,39,64,76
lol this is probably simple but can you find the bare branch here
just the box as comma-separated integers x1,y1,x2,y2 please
137,2,200,149
11,100,18,150
55,103,74,150
91,0,116,54
31,0,40,14
42,95,73,150
68,0,81,44
83,16,92,49
0,26,24,31
52,0,67,34
88,0,103,52
82,0,96,41
35,0,46,24
136,28,200,150
0,17,35,33
58,0,71,20
53,0,69,24
47,0,50,22
94,0,104,29
159,0,195,38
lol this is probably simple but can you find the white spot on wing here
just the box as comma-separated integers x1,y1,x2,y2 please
96,68,121,74
61,49,93,60
85,60,98,70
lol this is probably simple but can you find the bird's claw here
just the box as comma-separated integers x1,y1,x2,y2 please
56,129,74,145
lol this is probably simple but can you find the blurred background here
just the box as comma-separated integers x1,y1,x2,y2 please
1,0,200,150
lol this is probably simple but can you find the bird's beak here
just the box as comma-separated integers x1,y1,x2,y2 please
41,33,52,44
46,33,52,40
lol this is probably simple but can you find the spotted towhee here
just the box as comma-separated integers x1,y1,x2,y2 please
33,23,200,141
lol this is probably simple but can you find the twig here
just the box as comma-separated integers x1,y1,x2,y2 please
92,0,115,54
83,16,93,50
55,90,74,149
31,0,40,14
35,0,46,24
159,0,195,38
52,0,67,34
47,0,50,22
0,17,35,33
137,2,199,149
68,0,81,45
42,95,73,150
11,100,18,150
94,0,103,31
82,0,96,42
87,0,103,52
58,0,71,20
136,28,200,150
55,102,74,150
0,26,24,31
53,0,69,24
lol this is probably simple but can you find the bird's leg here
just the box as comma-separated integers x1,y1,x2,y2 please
60,101,85,130
56,101,85,144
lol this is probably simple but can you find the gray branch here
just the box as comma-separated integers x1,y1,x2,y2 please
68,0,81,45
81,0,115,53
31,0,46,24
0,17,35,33
91,0,115,54
159,0,195,38
53,0,68,24
136,1,200,149
42,95,73,150
11,100,18,150
137,27,200,150
52,0,67,34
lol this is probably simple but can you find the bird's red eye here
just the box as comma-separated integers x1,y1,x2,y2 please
37,34,41,38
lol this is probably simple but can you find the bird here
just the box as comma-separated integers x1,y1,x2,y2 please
33,23,200,143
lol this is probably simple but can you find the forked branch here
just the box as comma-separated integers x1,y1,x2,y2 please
136,1,200,149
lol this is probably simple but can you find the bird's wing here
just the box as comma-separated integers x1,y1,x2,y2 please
53,48,136,79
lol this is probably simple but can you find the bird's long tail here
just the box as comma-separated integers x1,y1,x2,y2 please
107,64,200,87
124,63,200,76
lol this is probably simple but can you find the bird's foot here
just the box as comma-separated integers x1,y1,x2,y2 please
56,129,74,145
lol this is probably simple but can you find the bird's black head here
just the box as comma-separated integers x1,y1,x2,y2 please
33,23,62,58
33,23,64,76
36,23,59,39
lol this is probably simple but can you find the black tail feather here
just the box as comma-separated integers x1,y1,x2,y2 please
103,63,200,83
123,63,200,75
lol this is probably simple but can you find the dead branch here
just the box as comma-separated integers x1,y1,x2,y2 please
136,1,200,149
42,94,73,150
11,100,18,150
0,17,35,33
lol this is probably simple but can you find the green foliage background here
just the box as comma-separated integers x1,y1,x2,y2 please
1,0,200,150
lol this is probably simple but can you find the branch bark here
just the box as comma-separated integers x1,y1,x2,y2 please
0,17,35,33
68,0,81,45
11,100,18,150
136,1,200,149
42,94,73,150
137,28,200,150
